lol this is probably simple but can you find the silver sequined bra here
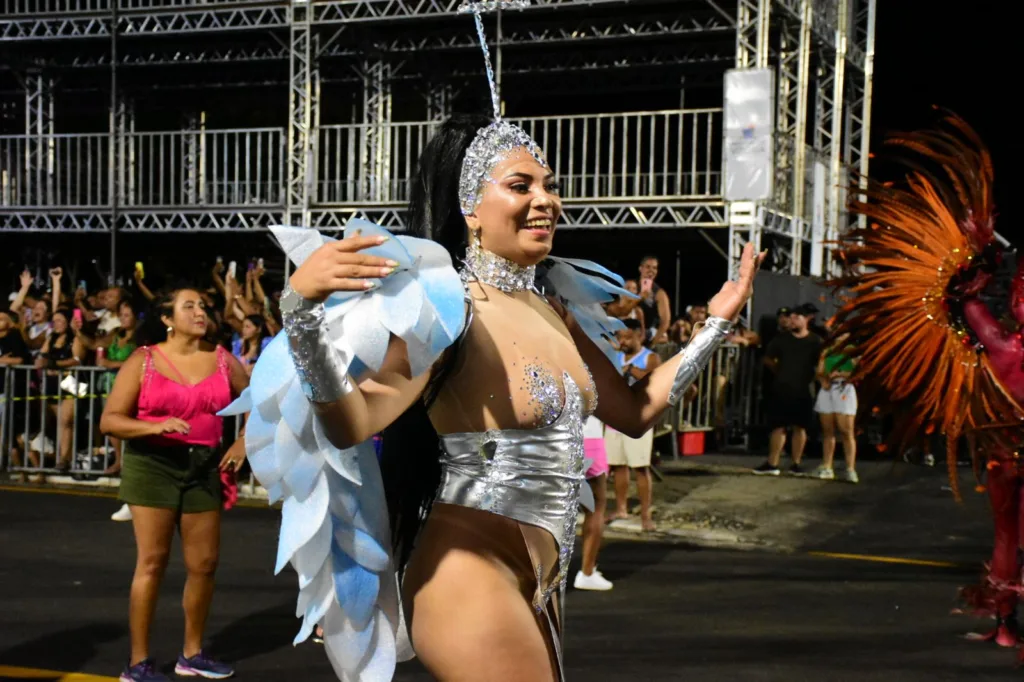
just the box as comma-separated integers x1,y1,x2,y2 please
435,372,587,607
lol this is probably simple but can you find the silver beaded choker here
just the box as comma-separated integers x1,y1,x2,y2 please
461,241,536,293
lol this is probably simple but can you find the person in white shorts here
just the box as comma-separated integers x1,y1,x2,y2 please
813,338,859,483
606,320,661,531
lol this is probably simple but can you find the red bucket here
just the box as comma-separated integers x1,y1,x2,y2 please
678,431,705,456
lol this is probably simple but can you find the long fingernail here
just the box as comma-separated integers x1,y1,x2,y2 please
381,267,395,276
377,236,389,244
385,259,399,267
364,280,376,289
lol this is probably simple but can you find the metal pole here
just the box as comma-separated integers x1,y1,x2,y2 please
109,0,118,286
674,249,681,318
496,7,503,115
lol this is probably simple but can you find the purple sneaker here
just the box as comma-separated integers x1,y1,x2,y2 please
174,651,235,679
120,658,171,682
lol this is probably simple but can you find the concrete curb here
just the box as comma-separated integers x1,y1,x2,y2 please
576,514,774,550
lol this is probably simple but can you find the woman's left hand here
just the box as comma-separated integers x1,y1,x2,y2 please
707,243,766,322
219,440,247,471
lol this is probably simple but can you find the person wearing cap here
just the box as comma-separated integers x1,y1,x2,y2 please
776,306,792,332
754,303,824,475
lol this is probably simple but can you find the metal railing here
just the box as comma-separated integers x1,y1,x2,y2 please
3,344,759,490
121,128,285,207
2,365,120,478
1,0,110,13
317,108,723,204
513,109,722,201
678,344,744,434
0,128,285,208
1,110,721,210
318,121,436,205
0,133,110,207
0,365,249,490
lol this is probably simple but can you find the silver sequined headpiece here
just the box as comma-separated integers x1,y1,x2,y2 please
458,121,546,215
457,0,548,216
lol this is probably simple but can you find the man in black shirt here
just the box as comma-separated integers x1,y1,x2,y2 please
0,310,28,366
754,303,824,475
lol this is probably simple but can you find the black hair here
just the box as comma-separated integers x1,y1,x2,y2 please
622,318,643,332
51,307,76,345
136,284,204,346
640,254,659,265
118,297,138,318
379,113,490,579
241,313,269,358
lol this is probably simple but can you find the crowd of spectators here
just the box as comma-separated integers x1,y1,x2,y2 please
0,258,283,479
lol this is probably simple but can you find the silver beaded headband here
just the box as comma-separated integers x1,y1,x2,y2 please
457,0,548,216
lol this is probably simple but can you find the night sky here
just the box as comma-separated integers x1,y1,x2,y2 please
871,3,1015,228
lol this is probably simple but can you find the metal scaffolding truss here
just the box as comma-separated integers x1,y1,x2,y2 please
7,11,732,71
447,42,731,79
1,0,671,40
119,5,289,36
118,210,284,231
310,0,631,24
0,211,112,232
728,0,874,276
285,0,319,227
372,13,733,52
1,15,110,40
359,59,393,204
0,209,285,232
0,0,743,48
843,0,875,230
308,201,727,232
49,43,292,69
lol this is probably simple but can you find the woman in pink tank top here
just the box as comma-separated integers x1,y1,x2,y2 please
101,287,249,682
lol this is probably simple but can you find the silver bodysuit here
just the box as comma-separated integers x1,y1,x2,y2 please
435,372,590,680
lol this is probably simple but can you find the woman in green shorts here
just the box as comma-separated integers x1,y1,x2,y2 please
101,287,249,682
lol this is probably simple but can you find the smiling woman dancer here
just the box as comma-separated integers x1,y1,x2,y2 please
222,4,763,682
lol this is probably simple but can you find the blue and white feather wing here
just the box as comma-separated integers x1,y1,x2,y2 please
220,221,465,681
537,256,637,362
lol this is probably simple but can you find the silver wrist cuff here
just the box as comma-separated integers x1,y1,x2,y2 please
282,292,355,404
667,316,732,406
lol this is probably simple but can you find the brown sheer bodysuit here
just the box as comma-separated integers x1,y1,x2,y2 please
401,281,598,681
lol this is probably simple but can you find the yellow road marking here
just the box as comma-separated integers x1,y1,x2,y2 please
0,665,117,681
807,551,963,568
0,484,271,509
0,484,117,499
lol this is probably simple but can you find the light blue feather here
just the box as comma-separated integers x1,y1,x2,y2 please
237,218,468,681
331,540,381,631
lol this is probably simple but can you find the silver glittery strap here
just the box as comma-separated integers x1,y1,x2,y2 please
667,316,732,406
282,292,355,404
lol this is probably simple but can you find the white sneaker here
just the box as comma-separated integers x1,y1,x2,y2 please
574,569,613,591
812,466,835,480
111,503,132,522
923,454,935,467
839,469,859,484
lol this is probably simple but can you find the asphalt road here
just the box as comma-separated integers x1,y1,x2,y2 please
0,466,1018,682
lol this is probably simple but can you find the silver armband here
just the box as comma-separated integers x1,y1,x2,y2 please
280,286,355,403
667,316,732,406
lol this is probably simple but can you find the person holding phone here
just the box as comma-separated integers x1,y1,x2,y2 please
101,286,249,681
606,255,672,346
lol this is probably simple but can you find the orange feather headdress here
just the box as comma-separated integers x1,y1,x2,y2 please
829,112,1019,498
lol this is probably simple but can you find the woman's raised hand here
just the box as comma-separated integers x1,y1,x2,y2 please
289,235,398,302
707,243,766,322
